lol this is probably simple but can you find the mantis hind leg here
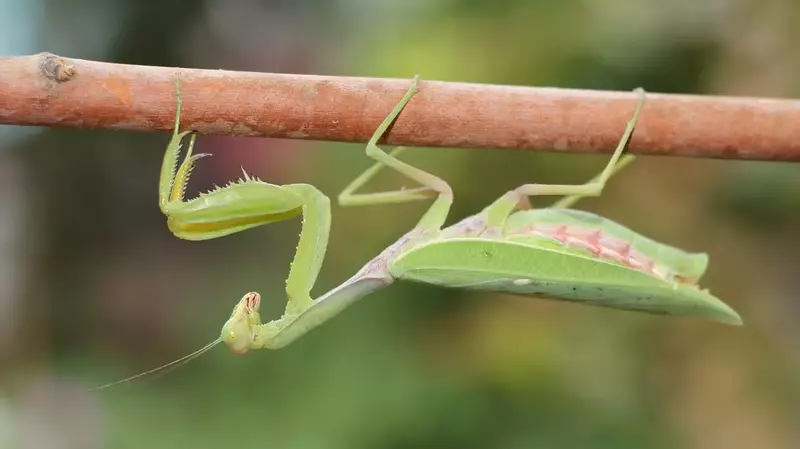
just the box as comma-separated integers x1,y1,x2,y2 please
515,88,645,202
482,88,646,228
338,75,453,232
550,154,636,209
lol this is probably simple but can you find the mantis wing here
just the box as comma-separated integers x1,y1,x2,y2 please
389,238,742,325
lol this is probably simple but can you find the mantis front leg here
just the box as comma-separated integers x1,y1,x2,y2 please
159,78,332,353
90,78,337,390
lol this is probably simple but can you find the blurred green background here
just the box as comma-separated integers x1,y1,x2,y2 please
2,0,800,448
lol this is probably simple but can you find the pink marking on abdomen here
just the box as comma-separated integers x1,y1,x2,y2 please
512,223,676,282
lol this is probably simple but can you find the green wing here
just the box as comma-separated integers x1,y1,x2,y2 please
389,238,741,325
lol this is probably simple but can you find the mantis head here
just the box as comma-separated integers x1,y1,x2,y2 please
221,292,263,355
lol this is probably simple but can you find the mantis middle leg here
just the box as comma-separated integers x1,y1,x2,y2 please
338,75,454,233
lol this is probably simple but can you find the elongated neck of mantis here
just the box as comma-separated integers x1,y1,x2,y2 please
255,269,395,350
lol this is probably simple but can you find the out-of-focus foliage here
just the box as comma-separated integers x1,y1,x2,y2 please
1,0,799,448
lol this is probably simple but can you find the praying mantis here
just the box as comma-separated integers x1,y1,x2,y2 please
92,75,741,389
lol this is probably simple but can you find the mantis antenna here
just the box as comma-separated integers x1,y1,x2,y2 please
89,337,222,390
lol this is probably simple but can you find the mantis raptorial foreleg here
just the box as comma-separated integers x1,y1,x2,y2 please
91,79,335,389
338,75,454,233
158,78,333,348
91,79,338,389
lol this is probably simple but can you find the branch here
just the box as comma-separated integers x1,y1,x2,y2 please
2,52,799,161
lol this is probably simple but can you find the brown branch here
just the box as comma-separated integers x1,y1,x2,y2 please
1,52,800,161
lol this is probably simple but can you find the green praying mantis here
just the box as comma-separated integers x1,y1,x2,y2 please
92,75,741,390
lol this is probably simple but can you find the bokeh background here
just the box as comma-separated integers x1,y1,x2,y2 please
2,0,800,448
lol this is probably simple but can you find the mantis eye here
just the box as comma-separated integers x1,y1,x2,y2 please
243,292,261,312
